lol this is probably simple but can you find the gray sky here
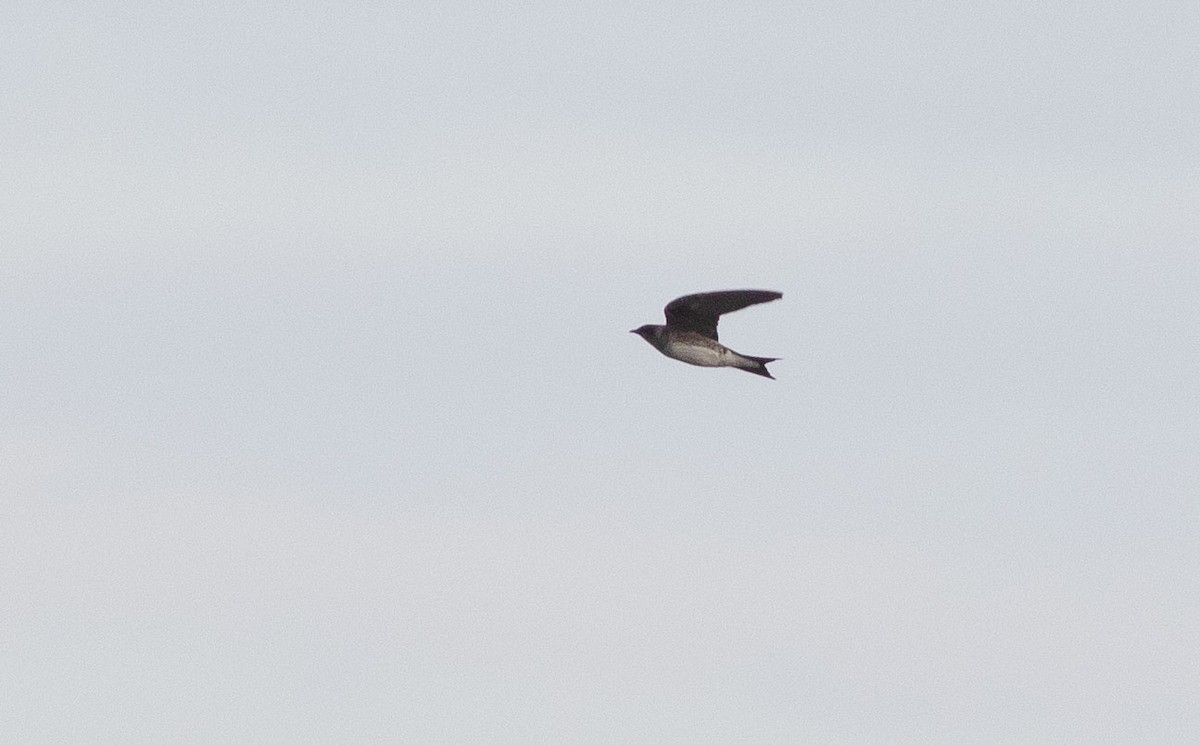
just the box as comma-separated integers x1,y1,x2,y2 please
3,3,1199,742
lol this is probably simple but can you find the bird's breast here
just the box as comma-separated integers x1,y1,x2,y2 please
664,336,727,367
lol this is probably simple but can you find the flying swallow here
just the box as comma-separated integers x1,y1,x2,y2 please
631,290,782,379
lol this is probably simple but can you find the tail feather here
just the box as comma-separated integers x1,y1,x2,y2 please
738,355,779,379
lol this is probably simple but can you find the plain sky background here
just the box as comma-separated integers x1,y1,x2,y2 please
3,3,1199,742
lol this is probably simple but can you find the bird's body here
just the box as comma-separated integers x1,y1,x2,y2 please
631,290,782,379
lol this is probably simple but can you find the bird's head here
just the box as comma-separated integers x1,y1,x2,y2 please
629,324,660,340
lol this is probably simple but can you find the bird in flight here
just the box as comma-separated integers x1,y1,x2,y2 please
630,290,782,379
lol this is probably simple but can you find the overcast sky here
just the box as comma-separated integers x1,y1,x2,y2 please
3,3,1199,742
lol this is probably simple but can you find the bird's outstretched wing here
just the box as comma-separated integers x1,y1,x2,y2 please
664,290,782,341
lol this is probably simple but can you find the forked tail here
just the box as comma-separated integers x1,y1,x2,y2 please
739,355,779,379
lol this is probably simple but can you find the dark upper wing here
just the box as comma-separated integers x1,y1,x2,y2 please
663,290,782,340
